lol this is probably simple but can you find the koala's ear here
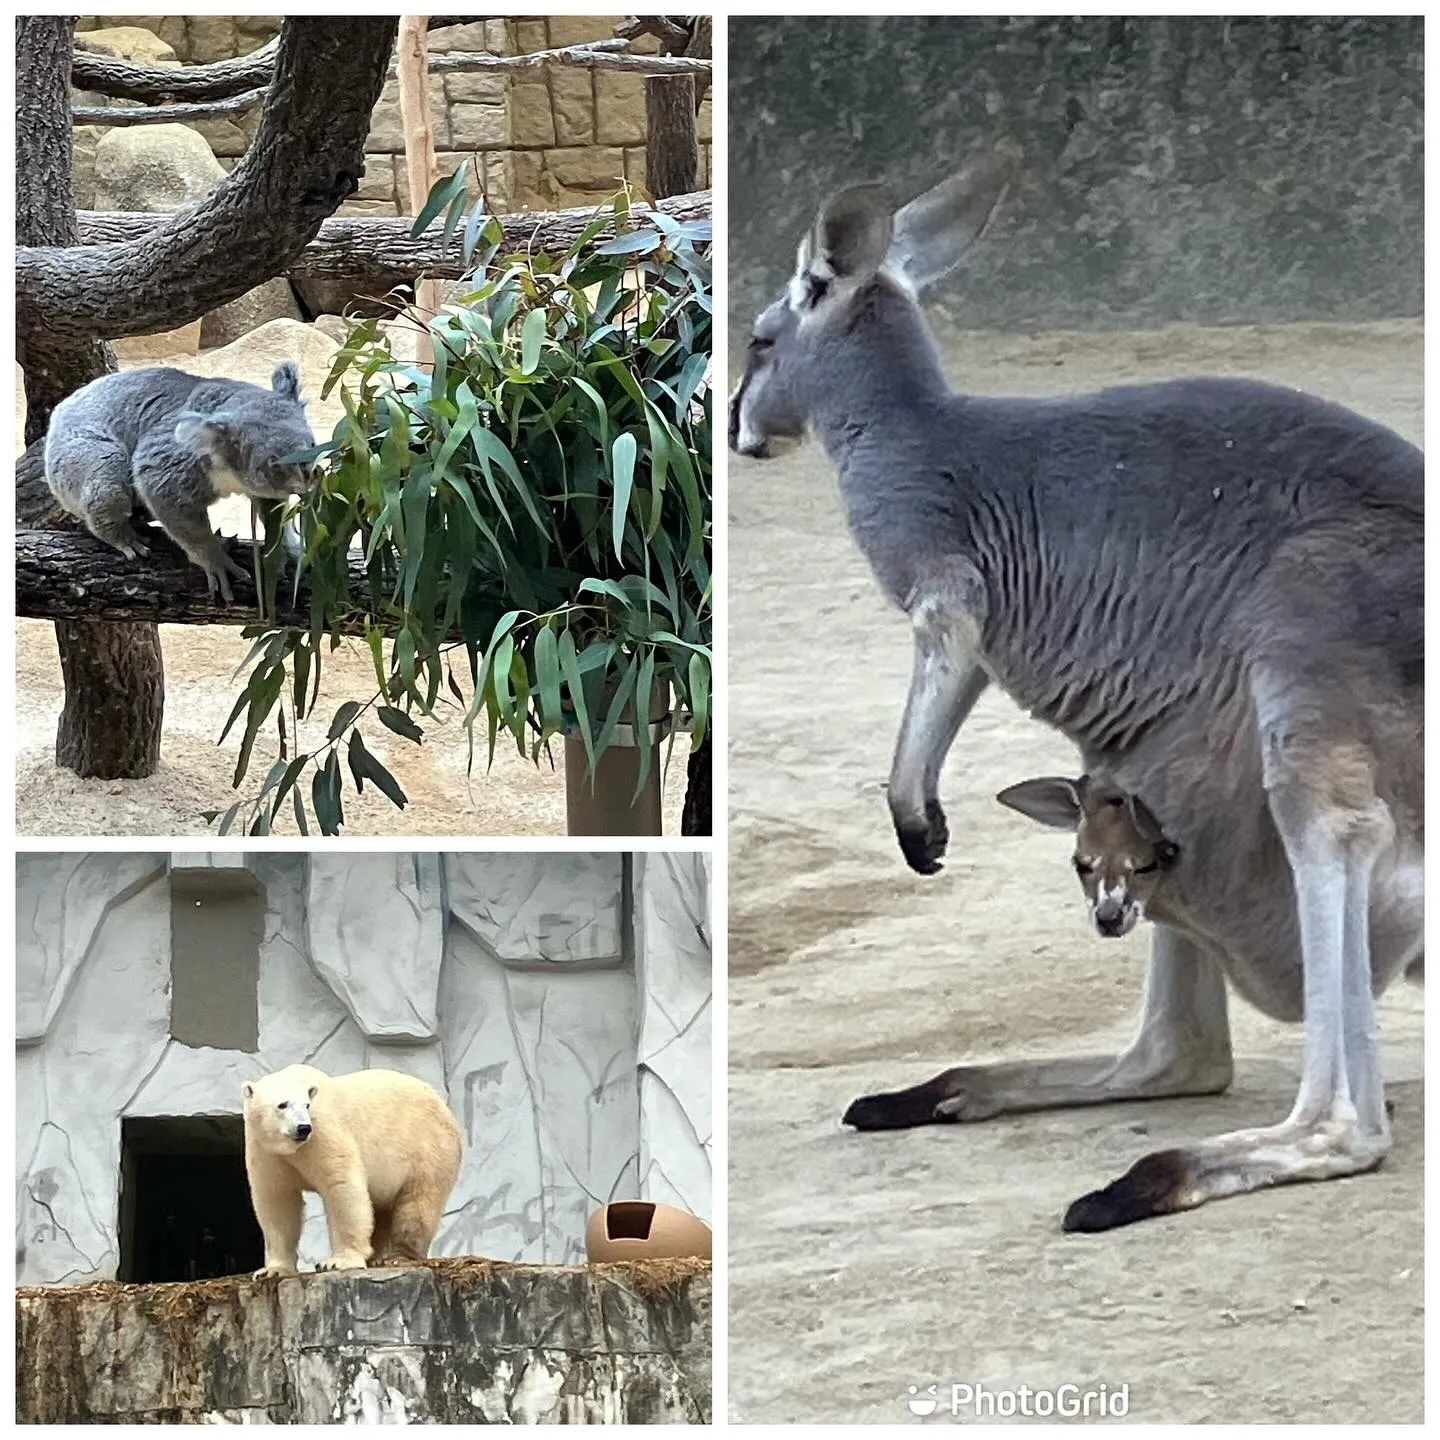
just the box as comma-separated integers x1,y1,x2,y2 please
174,412,226,457
242,1082,254,1101
271,361,303,402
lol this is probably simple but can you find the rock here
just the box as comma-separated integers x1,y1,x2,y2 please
92,123,225,213
199,277,304,350
550,70,596,145
509,83,556,147
192,318,345,441
547,146,627,193
17,1261,712,1423
74,25,178,65
595,71,647,146
448,102,508,150
185,15,239,65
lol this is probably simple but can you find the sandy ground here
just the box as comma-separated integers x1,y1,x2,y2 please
727,320,1423,1423
15,361,688,838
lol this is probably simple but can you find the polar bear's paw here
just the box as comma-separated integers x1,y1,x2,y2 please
317,1251,369,1271
252,1263,297,1280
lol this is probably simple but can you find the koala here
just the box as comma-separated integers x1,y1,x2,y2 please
43,362,318,601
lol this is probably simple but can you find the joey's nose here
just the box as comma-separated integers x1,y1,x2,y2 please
1094,901,1127,937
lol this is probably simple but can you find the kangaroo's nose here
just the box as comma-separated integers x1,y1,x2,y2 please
294,1122,312,1140
1094,900,1128,937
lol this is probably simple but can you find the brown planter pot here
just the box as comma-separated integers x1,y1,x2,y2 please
584,1200,713,1263
563,679,671,837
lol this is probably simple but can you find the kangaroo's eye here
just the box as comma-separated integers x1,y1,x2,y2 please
749,336,772,353
1133,862,1158,875
1073,858,1094,877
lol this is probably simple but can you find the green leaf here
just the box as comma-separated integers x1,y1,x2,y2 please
350,730,409,809
533,623,563,732
377,706,425,743
412,166,469,238
558,627,594,770
688,651,710,743
327,700,364,741
312,751,344,835
292,787,309,837
611,430,637,561
594,230,662,256
520,305,545,375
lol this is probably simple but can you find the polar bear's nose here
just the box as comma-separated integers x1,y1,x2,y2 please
295,1122,312,1140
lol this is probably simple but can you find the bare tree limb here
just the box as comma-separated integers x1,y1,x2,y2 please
425,42,710,75
17,17,399,346
71,36,280,102
72,88,267,125
18,529,386,632
72,191,711,291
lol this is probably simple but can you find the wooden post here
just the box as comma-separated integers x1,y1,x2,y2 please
396,15,441,368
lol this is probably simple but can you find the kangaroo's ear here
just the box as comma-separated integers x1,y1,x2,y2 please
242,1082,255,1101
889,143,1019,291
790,181,895,310
1127,795,1169,845
270,361,303,402
995,775,1083,830
174,412,227,457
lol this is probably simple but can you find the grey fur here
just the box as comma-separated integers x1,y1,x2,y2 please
730,151,1423,1230
44,361,318,601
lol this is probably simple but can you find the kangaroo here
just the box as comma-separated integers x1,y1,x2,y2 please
728,148,1423,1231
997,775,1180,939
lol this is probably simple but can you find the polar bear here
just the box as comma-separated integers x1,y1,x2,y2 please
242,1064,462,1278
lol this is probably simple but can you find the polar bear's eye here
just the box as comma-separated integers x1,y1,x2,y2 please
277,1101,288,1110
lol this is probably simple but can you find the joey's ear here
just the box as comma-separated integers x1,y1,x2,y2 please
271,361,303,402
1127,795,1169,845
791,181,895,308
174,412,227,456
242,1082,254,1100
995,776,1083,830
889,143,1019,291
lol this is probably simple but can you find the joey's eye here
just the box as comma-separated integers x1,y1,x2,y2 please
1105,796,1124,808
1073,858,1094,877
1133,862,1158,875
749,336,772,353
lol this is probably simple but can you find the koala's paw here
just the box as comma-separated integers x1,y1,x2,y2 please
205,553,249,605
316,1252,369,1272
251,1262,297,1280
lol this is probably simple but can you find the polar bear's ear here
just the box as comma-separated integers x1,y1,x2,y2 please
308,1085,318,1099
242,1082,254,1100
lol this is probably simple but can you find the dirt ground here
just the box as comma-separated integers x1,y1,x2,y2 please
727,319,1423,1423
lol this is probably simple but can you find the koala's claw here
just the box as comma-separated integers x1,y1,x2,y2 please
896,798,949,875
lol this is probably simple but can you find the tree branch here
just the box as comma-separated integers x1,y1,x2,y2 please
17,17,399,346
72,88,267,125
72,191,711,291
71,36,280,101
18,528,385,632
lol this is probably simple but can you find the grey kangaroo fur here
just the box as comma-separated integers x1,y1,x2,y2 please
729,147,1423,1231
44,362,318,602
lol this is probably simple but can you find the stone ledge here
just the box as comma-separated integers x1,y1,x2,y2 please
17,1257,712,1424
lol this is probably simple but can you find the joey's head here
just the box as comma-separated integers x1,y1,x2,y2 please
996,774,1180,939
727,147,1018,459
243,1063,325,1151
175,361,319,499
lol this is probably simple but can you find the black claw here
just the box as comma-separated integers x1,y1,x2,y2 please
1062,1148,1192,1233
896,799,949,874
843,1086,946,1131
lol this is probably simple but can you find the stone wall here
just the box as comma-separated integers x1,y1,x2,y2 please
17,1259,712,1422
16,851,712,1286
74,14,711,216
728,15,1422,333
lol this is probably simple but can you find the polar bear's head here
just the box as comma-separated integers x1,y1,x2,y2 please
242,1063,326,1150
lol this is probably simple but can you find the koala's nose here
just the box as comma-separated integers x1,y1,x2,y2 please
294,1122,312,1140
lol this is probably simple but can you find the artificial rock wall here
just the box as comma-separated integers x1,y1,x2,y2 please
74,15,712,215
16,851,712,1286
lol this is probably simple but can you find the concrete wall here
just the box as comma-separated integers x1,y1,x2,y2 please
75,15,711,215
729,16,1422,334
16,851,712,1285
